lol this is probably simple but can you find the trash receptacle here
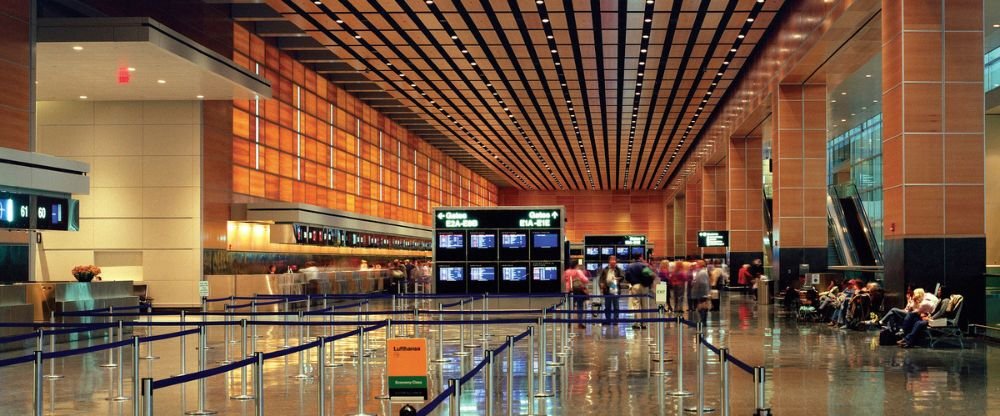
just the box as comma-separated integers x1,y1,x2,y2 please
757,278,773,305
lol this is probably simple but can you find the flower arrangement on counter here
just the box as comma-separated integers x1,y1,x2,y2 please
71,265,102,282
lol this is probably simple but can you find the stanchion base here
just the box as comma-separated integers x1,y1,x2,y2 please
463,344,479,349
230,394,254,401
669,391,693,397
195,346,215,350
141,355,160,360
545,361,563,367
43,374,64,379
683,406,715,413
290,373,314,380
533,391,554,398
217,360,233,364
98,363,118,368
651,357,673,362
325,362,344,368
454,351,471,357
184,409,218,415
345,413,374,416
106,396,130,402
374,394,390,400
650,370,670,376
430,358,451,363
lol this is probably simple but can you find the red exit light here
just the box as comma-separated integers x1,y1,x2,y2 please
118,66,130,84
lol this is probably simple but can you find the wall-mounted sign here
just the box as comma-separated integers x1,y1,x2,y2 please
697,231,729,248
387,338,428,401
435,209,562,229
291,223,430,251
0,192,31,229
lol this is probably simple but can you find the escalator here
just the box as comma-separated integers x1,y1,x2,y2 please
762,189,773,267
827,184,882,270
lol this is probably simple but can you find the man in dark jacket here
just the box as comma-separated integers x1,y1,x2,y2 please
598,256,625,324
625,256,652,329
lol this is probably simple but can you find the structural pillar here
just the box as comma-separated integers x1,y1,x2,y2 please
685,169,703,258
881,0,985,323
728,136,764,269
673,195,686,258
771,83,828,288
701,164,727,257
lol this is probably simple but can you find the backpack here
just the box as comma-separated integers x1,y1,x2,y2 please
879,328,899,346
572,276,585,291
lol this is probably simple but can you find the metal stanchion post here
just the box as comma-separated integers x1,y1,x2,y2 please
317,337,326,416
684,323,714,414
232,319,253,400
565,293,576,339
200,297,213,351
43,315,62,379
363,302,373,355
432,304,449,363
350,326,373,416
142,378,153,416
292,312,313,379
133,336,141,415
220,311,232,364
175,311,188,376
448,378,459,416
485,349,495,416
720,348,730,416
281,299,291,348
481,293,489,341
142,308,159,360
547,310,562,367
505,336,514,415
108,323,128,401
254,352,264,416
525,326,535,416
376,320,391,400
753,367,770,416
670,316,691,397
33,350,43,416
100,307,117,368
326,308,342,368
185,325,216,415
534,316,552,397
652,306,666,375
455,299,469,357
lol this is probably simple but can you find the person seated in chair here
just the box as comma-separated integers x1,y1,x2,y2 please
880,288,922,330
899,287,948,348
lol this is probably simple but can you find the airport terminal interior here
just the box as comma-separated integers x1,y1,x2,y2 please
0,0,999,415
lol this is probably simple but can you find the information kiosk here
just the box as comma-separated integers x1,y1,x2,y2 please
433,207,565,294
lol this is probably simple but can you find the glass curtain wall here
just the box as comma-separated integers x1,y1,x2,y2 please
827,114,884,250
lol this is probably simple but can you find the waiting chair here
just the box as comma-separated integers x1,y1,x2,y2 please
927,294,964,348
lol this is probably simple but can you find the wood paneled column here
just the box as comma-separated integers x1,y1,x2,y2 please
673,195,686,257
771,84,828,287
702,164,727,256
881,0,985,323
685,169,703,258
728,136,764,268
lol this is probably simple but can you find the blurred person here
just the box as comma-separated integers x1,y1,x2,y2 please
625,255,654,329
599,256,625,325
669,261,691,314
656,260,673,311
689,260,711,324
564,262,590,329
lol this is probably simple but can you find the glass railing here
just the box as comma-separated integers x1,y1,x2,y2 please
986,46,1000,92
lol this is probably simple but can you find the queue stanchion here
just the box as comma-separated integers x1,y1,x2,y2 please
292,311,313,380
142,307,159,360
100,306,117,368
505,335,514,414
720,348,730,416
753,367,771,416
363,302,373,356
317,337,326,416
455,300,470,357
534,316,552,398
281,299,292,348
43,311,63,380
525,325,536,416
253,352,264,416
175,311,188,376
565,293,576,339
322,297,329,337
33,350,42,416
326,306,342,368
132,336,141,415
431,303,449,363
547,309,562,367
669,316,692,397
350,326,373,416
219,309,232,364
376,319,392,400
108,322,129,401
652,306,667,375
485,349,495,416
480,293,490,341
200,297,213,351
142,378,154,416
232,319,253,400
461,299,477,351
185,325,217,415
684,323,714,414
448,378,459,416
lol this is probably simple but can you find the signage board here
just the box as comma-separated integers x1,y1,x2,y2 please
697,231,729,248
434,209,562,229
198,281,210,298
583,235,646,246
0,192,31,229
387,338,428,401
655,283,667,305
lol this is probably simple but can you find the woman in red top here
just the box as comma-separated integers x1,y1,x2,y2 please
564,263,589,328
668,262,691,314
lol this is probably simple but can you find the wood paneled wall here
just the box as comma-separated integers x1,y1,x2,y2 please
728,136,764,253
684,169,703,256
702,164,728,255
0,0,30,151
229,24,497,227
497,189,669,256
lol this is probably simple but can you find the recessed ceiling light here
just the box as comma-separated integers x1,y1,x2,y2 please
313,0,322,4
731,48,737,52
335,19,343,24
994,24,1000,28
354,35,362,39
79,95,87,99
831,100,837,103
644,18,652,23
542,18,549,23
865,74,872,78
72,46,83,51
451,35,458,39
642,35,649,39
127,67,136,72
737,34,745,39
551,49,558,53
841,92,847,95
747,18,754,22
157,79,166,84
536,0,544,4
425,0,433,4
197,95,204,99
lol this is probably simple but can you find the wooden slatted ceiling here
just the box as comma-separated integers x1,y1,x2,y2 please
265,0,784,191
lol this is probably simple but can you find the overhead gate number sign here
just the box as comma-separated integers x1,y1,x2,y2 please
387,338,428,401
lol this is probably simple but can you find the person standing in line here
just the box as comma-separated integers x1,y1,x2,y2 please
625,255,653,330
564,262,590,329
656,260,673,311
689,260,711,324
599,256,625,325
669,262,690,315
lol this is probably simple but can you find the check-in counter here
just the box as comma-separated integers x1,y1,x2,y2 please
21,281,138,322
0,285,35,351
205,270,392,311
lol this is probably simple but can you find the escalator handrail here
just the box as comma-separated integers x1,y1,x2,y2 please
826,189,860,266
844,183,884,266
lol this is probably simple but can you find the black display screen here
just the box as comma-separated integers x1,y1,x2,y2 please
438,233,464,249
585,247,600,257
532,232,559,249
469,265,496,282
601,247,614,256
34,196,73,231
501,265,528,282
469,232,495,249
532,265,559,281
438,266,464,282
0,192,31,229
501,232,527,249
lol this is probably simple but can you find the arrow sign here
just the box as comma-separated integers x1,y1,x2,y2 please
551,211,558,218
437,213,445,220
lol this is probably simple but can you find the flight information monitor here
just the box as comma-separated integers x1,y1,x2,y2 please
532,232,559,249
469,265,496,282
585,247,600,258
470,232,496,249
438,233,464,249
438,266,464,282
586,263,599,273
616,247,630,258
501,232,527,249
501,265,528,282
631,246,645,258
532,265,559,281
601,247,615,256
436,231,466,261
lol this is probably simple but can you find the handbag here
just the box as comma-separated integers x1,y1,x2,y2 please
709,289,720,300
697,298,712,311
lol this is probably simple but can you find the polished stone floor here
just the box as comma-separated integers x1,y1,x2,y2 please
0,294,996,415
